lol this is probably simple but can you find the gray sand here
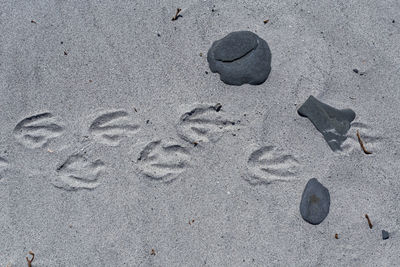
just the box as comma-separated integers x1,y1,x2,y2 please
1,0,400,266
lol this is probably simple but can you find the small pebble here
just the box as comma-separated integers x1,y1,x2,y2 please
300,178,330,225
382,230,389,240
353,69,359,73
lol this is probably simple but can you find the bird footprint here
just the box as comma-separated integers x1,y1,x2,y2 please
13,112,64,149
53,154,105,191
0,157,8,178
246,146,299,185
89,110,140,146
341,122,383,154
137,139,191,182
176,104,237,144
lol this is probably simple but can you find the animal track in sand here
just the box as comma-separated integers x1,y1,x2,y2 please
341,122,383,154
137,139,190,182
0,157,7,167
246,146,299,185
176,104,237,144
89,110,140,146
0,157,8,178
53,154,105,191
13,112,64,149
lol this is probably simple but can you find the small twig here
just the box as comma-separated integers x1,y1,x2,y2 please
214,103,222,112
357,130,372,154
365,214,373,229
171,8,182,21
263,19,269,24
26,251,34,267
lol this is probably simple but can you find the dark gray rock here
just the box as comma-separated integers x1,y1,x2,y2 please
300,178,330,225
297,96,356,151
213,31,258,62
207,31,272,85
382,230,389,240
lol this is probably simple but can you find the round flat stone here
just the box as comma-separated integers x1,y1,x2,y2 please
300,178,330,225
207,31,272,85
213,31,258,62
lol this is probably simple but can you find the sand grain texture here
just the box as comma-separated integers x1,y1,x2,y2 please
0,0,399,266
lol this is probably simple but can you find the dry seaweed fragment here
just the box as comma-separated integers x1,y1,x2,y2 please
357,130,372,154
214,103,222,112
172,8,182,21
26,251,34,267
365,214,373,229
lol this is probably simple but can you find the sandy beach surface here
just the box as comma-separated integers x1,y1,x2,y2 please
1,0,399,266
